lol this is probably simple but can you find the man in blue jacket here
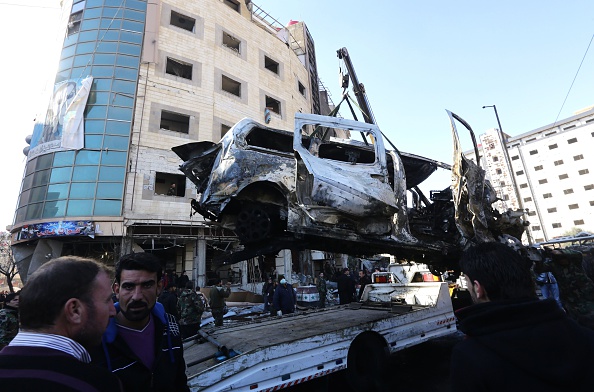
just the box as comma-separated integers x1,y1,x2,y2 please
91,252,189,392
273,278,297,315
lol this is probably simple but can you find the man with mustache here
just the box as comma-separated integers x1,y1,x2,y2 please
91,252,189,391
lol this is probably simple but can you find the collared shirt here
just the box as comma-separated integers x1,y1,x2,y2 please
9,331,92,363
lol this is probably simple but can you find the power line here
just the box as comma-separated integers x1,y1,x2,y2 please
553,31,594,125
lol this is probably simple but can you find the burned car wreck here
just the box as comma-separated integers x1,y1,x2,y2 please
173,113,527,266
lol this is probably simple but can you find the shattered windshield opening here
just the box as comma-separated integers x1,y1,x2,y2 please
299,123,376,164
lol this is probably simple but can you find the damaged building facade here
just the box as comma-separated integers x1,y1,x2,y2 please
10,0,333,288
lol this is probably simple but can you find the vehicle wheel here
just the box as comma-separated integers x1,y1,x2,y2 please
235,203,273,243
346,332,389,392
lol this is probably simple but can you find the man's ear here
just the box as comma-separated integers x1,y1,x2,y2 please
473,280,489,302
63,298,84,325
112,281,120,296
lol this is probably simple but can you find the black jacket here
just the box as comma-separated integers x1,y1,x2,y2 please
91,302,189,392
451,298,594,391
158,290,179,320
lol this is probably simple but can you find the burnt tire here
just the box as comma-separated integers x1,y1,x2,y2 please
346,332,389,392
235,203,274,243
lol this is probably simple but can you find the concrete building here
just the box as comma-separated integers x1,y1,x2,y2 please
465,106,594,244
10,0,330,288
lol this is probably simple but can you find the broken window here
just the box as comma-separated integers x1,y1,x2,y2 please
166,57,193,80
68,10,83,36
160,110,190,133
170,11,195,32
222,32,241,53
222,75,241,97
245,127,294,154
264,56,279,74
265,96,281,115
155,172,186,196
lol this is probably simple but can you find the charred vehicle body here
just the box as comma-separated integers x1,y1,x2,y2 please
173,112,527,267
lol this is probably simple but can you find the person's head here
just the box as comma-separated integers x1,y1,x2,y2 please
343,268,350,275
167,283,177,292
358,270,365,278
459,242,536,303
170,183,176,188
19,256,115,349
280,278,287,286
4,291,19,309
319,272,324,279
114,253,163,328
185,281,193,290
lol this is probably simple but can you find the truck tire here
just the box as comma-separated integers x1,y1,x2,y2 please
346,332,389,392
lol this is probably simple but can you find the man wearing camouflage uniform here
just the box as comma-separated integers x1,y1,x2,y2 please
316,272,327,308
0,292,20,349
177,281,205,339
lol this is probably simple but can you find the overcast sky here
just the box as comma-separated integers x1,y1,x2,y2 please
1,0,593,229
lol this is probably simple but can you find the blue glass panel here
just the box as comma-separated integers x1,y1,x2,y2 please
125,0,146,11
18,189,30,206
124,9,144,22
73,54,93,67
47,184,70,200
85,105,107,119
56,70,70,83
103,135,129,150
80,18,100,31
88,91,109,105
99,166,125,181
75,150,101,165
100,18,121,29
42,200,67,218
111,93,134,107
76,42,96,54
70,182,96,198
83,7,102,19
96,41,118,53
72,166,99,181
63,34,78,47
25,203,43,220
70,67,89,80
94,199,122,215
85,134,103,148
118,43,141,56
61,45,76,59
112,79,136,94
86,0,105,7
53,151,75,167
98,29,120,41
105,0,125,6
84,120,106,134
102,7,123,18
66,200,94,216
116,54,140,67
90,65,114,77
121,20,143,32
78,29,99,42
96,182,123,198
58,57,74,71
106,120,131,135
114,66,137,80
22,174,33,191
37,154,53,170
120,30,142,45
49,167,72,183
32,169,51,186
92,78,112,91
29,186,47,203
93,53,116,65
101,151,127,165
107,106,132,121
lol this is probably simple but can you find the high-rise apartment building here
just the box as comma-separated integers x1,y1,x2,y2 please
10,0,327,286
465,107,594,244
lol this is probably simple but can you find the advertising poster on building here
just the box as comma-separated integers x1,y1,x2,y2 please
17,220,95,240
28,76,93,160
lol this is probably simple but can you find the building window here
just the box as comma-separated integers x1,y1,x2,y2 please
222,75,241,97
579,169,589,175
492,156,499,162
552,223,562,229
563,188,574,195
496,168,502,174
520,183,528,188
502,194,509,201
222,32,241,53
574,154,584,161
264,56,279,75
67,10,83,36
511,155,519,161
155,172,186,197
166,57,193,80
534,165,543,171
298,81,306,97
224,0,240,12
532,226,541,231
170,11,195,32
591,201,594,206
265,96,281,115
585,184,594,191
548,143,558,150
547,207,557,213
543,193,552,199
220,124,231,139
500,181,505,187
545,131,556,136
160,110,190,133
529,150,538,155
538,179,548,184
574,219,585,225
559,174,569,180
526,138,536,143
528,211,537,216
568,204,579,210
563,125,576,130
554,160,564,166
524,197,532,202
567,137,578,144
516,170,524,175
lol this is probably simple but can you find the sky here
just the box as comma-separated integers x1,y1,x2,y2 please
0,0,593,230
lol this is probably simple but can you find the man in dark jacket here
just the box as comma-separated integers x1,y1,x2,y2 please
209,279,231,327
158,282,179,320
357,270,371,301
451,242,594,391
336,268,356,304
273,278,296,315
91,252,189,392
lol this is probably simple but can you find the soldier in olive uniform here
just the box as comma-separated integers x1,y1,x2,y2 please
0,292,20,349
177,281,205,339
316,273,327,308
